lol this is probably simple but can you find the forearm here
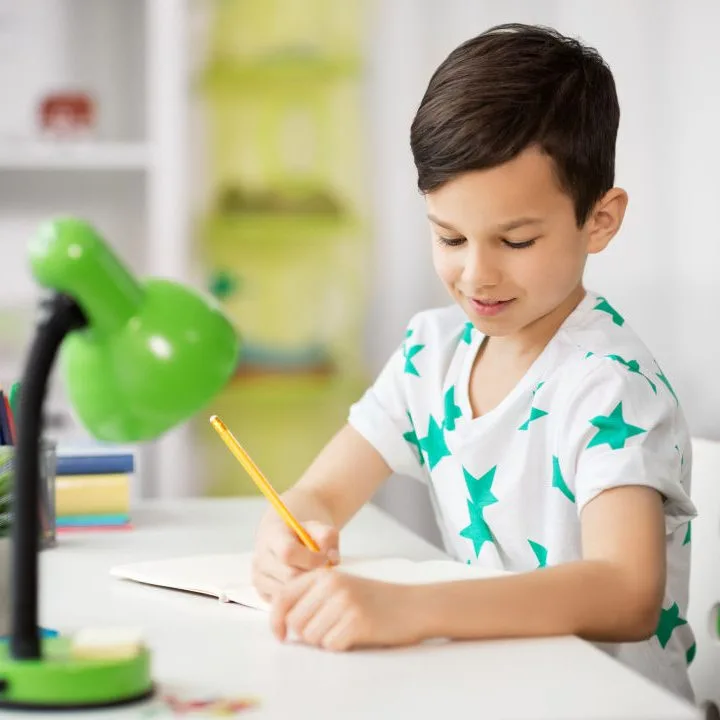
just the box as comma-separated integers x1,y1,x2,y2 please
413,560,661,643
278,424,392,530
278,485,336,527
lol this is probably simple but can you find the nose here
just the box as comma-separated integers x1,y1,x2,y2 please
461,241,502,289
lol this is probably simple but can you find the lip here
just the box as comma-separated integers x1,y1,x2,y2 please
468,297,515,317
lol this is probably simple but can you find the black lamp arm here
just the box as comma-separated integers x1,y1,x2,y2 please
10,293,87,660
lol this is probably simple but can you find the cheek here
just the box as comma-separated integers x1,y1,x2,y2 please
523,240,585,290
431,246,456,284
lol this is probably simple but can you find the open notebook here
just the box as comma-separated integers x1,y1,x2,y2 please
110,553,507,612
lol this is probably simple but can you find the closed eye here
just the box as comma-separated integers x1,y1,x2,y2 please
436,235,466,248
435,235,538,249
503,238,537,249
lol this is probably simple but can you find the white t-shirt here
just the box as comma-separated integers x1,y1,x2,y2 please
349,290,697,700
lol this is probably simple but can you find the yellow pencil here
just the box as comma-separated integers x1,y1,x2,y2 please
208,414,321,553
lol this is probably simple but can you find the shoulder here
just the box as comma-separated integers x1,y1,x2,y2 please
558,291,659,371
549,291,677,408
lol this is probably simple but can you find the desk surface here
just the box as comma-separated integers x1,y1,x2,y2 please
19,498,700,719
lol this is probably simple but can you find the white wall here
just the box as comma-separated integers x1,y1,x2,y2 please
365,0,720,438
365,0,720,540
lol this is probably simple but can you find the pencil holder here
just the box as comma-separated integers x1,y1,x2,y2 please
0,439,57,549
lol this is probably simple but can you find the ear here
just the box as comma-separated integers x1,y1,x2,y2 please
586,188,628,254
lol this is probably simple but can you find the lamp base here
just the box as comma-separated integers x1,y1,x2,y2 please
0,637,154,710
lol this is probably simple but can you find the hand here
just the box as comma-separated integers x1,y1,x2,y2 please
252,516,339,602
270,569,424,651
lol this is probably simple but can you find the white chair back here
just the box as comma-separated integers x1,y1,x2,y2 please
688,437,720,715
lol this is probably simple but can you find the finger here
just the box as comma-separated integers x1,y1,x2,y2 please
270,532,329,571
256,552,302,584
284,572,337,640
251,569,283,602
305,522,340,564
270,571,319,641
320,611,359,652
300,593,347,647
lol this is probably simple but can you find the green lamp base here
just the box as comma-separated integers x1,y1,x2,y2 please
0,637,154,710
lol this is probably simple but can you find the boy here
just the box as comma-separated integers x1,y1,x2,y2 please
251,24,697,700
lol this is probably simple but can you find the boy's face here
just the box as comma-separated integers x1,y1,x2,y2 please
426,146,625,342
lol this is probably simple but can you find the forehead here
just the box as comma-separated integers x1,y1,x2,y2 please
425,146,573,225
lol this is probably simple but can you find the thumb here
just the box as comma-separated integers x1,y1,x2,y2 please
304,521,340,564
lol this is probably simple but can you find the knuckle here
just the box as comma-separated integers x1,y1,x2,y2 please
276,539,296,564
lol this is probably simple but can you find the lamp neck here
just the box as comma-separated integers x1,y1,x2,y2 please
10,293,87,660
29,219,144,336
68,262,143,336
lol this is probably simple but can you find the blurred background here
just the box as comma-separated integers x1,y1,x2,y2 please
0,0,717,546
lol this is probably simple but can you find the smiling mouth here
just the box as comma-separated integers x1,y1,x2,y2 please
471,298,514,305
467,296,516,316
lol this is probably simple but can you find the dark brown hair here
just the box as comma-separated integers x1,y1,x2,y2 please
410,23,619,226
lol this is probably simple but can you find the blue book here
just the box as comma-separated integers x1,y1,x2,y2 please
56,513,129,528
56,454,134,476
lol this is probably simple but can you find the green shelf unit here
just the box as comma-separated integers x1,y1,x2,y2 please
200,77,365,212
196,0,369,495
200,55,360,90
207,0,364,63
201,211,367,377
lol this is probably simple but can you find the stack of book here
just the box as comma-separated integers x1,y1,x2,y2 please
55,450,134,532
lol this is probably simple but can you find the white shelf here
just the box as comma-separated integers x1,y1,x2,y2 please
0,142,151,171
0,0,192,500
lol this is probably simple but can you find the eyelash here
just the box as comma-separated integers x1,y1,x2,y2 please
436,236,537,250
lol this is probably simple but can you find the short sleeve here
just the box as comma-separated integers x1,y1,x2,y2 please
556,360,697,534
348,317,427,483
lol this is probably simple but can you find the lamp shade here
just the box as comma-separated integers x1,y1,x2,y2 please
28,218,239,442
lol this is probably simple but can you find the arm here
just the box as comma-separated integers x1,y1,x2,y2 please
271,423,393,530
412,485,665,643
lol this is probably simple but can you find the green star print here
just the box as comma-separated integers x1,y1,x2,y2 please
532,381,545,396
518,406,549,431
462,466,498,509
656,369,679,405
419,415,451,469
459,499,494,557
403,343,425,376
443,387,462,431
552,456,575,503
593,296,624,326
686,643,696,666
402,412,425,466
606,355,657,393
683,522,691,546
654,602,687,648
587,402,646,451
528,540,548,568
461,322,473,344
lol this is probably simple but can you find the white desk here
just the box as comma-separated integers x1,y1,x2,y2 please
21,498,701,719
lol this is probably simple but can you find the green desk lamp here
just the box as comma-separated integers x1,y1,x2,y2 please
0,218,239,710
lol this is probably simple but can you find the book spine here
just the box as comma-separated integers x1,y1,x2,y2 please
56,454,134,476
55,474,130,516
56,513,130,528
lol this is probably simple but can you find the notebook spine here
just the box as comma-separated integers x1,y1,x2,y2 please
56,454,134,476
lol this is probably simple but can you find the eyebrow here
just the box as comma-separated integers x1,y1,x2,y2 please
427,214,543,233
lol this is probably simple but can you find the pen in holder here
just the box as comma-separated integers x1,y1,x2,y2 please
0,440,57,549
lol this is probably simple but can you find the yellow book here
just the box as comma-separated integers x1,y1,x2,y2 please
55,474,130,517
